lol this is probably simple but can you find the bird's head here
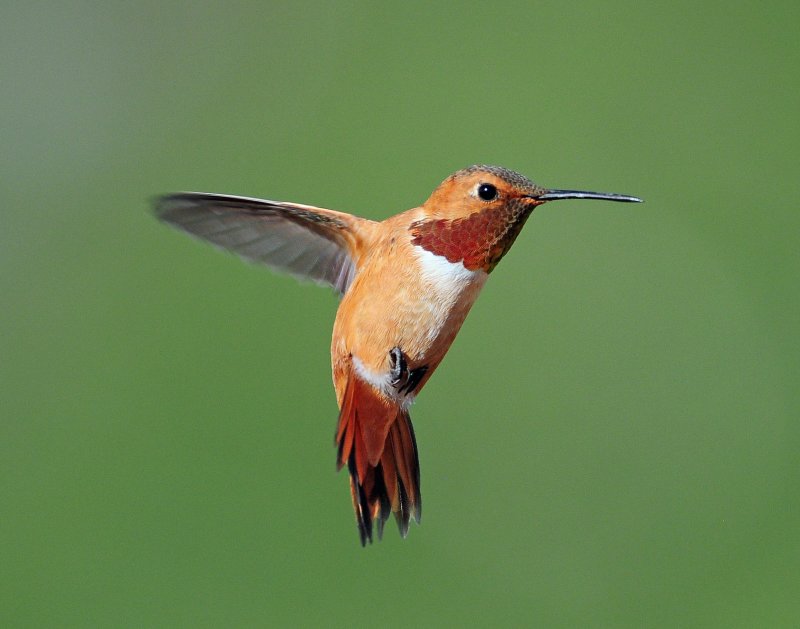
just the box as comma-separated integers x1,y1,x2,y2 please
411,164,641,272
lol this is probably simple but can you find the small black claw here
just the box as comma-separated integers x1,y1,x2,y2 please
401,364,428,395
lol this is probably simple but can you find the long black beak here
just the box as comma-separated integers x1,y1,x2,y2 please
535,189,643,203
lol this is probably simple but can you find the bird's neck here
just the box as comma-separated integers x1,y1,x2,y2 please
409,203,535,272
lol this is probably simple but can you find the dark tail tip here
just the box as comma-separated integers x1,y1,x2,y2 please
339,411,422,546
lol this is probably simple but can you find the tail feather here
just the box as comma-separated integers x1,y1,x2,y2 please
335,371,421,545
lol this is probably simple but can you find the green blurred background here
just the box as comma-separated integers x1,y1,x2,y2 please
2,1,798,626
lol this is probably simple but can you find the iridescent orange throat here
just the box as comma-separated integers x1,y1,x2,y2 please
409,199,539,272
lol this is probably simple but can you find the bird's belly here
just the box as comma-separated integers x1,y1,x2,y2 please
335,247,488,376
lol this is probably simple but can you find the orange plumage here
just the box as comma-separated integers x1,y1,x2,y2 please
156,165,641,544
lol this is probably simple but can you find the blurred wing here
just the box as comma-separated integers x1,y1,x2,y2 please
155,192,372,295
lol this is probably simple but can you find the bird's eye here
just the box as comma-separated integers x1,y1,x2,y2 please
477,183,498,201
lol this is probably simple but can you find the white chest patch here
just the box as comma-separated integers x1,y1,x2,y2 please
412,245,488,342
414,245,482,288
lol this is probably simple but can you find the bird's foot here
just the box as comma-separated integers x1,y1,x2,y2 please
389,347,428,396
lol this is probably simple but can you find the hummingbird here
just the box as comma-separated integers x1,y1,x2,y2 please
155,164,641,545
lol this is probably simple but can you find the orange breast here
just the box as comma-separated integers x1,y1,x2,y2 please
331,220,487,403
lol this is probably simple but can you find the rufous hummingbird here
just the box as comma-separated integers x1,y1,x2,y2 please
155,165,641,545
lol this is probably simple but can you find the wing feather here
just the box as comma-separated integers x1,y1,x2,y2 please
154,192,373,295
